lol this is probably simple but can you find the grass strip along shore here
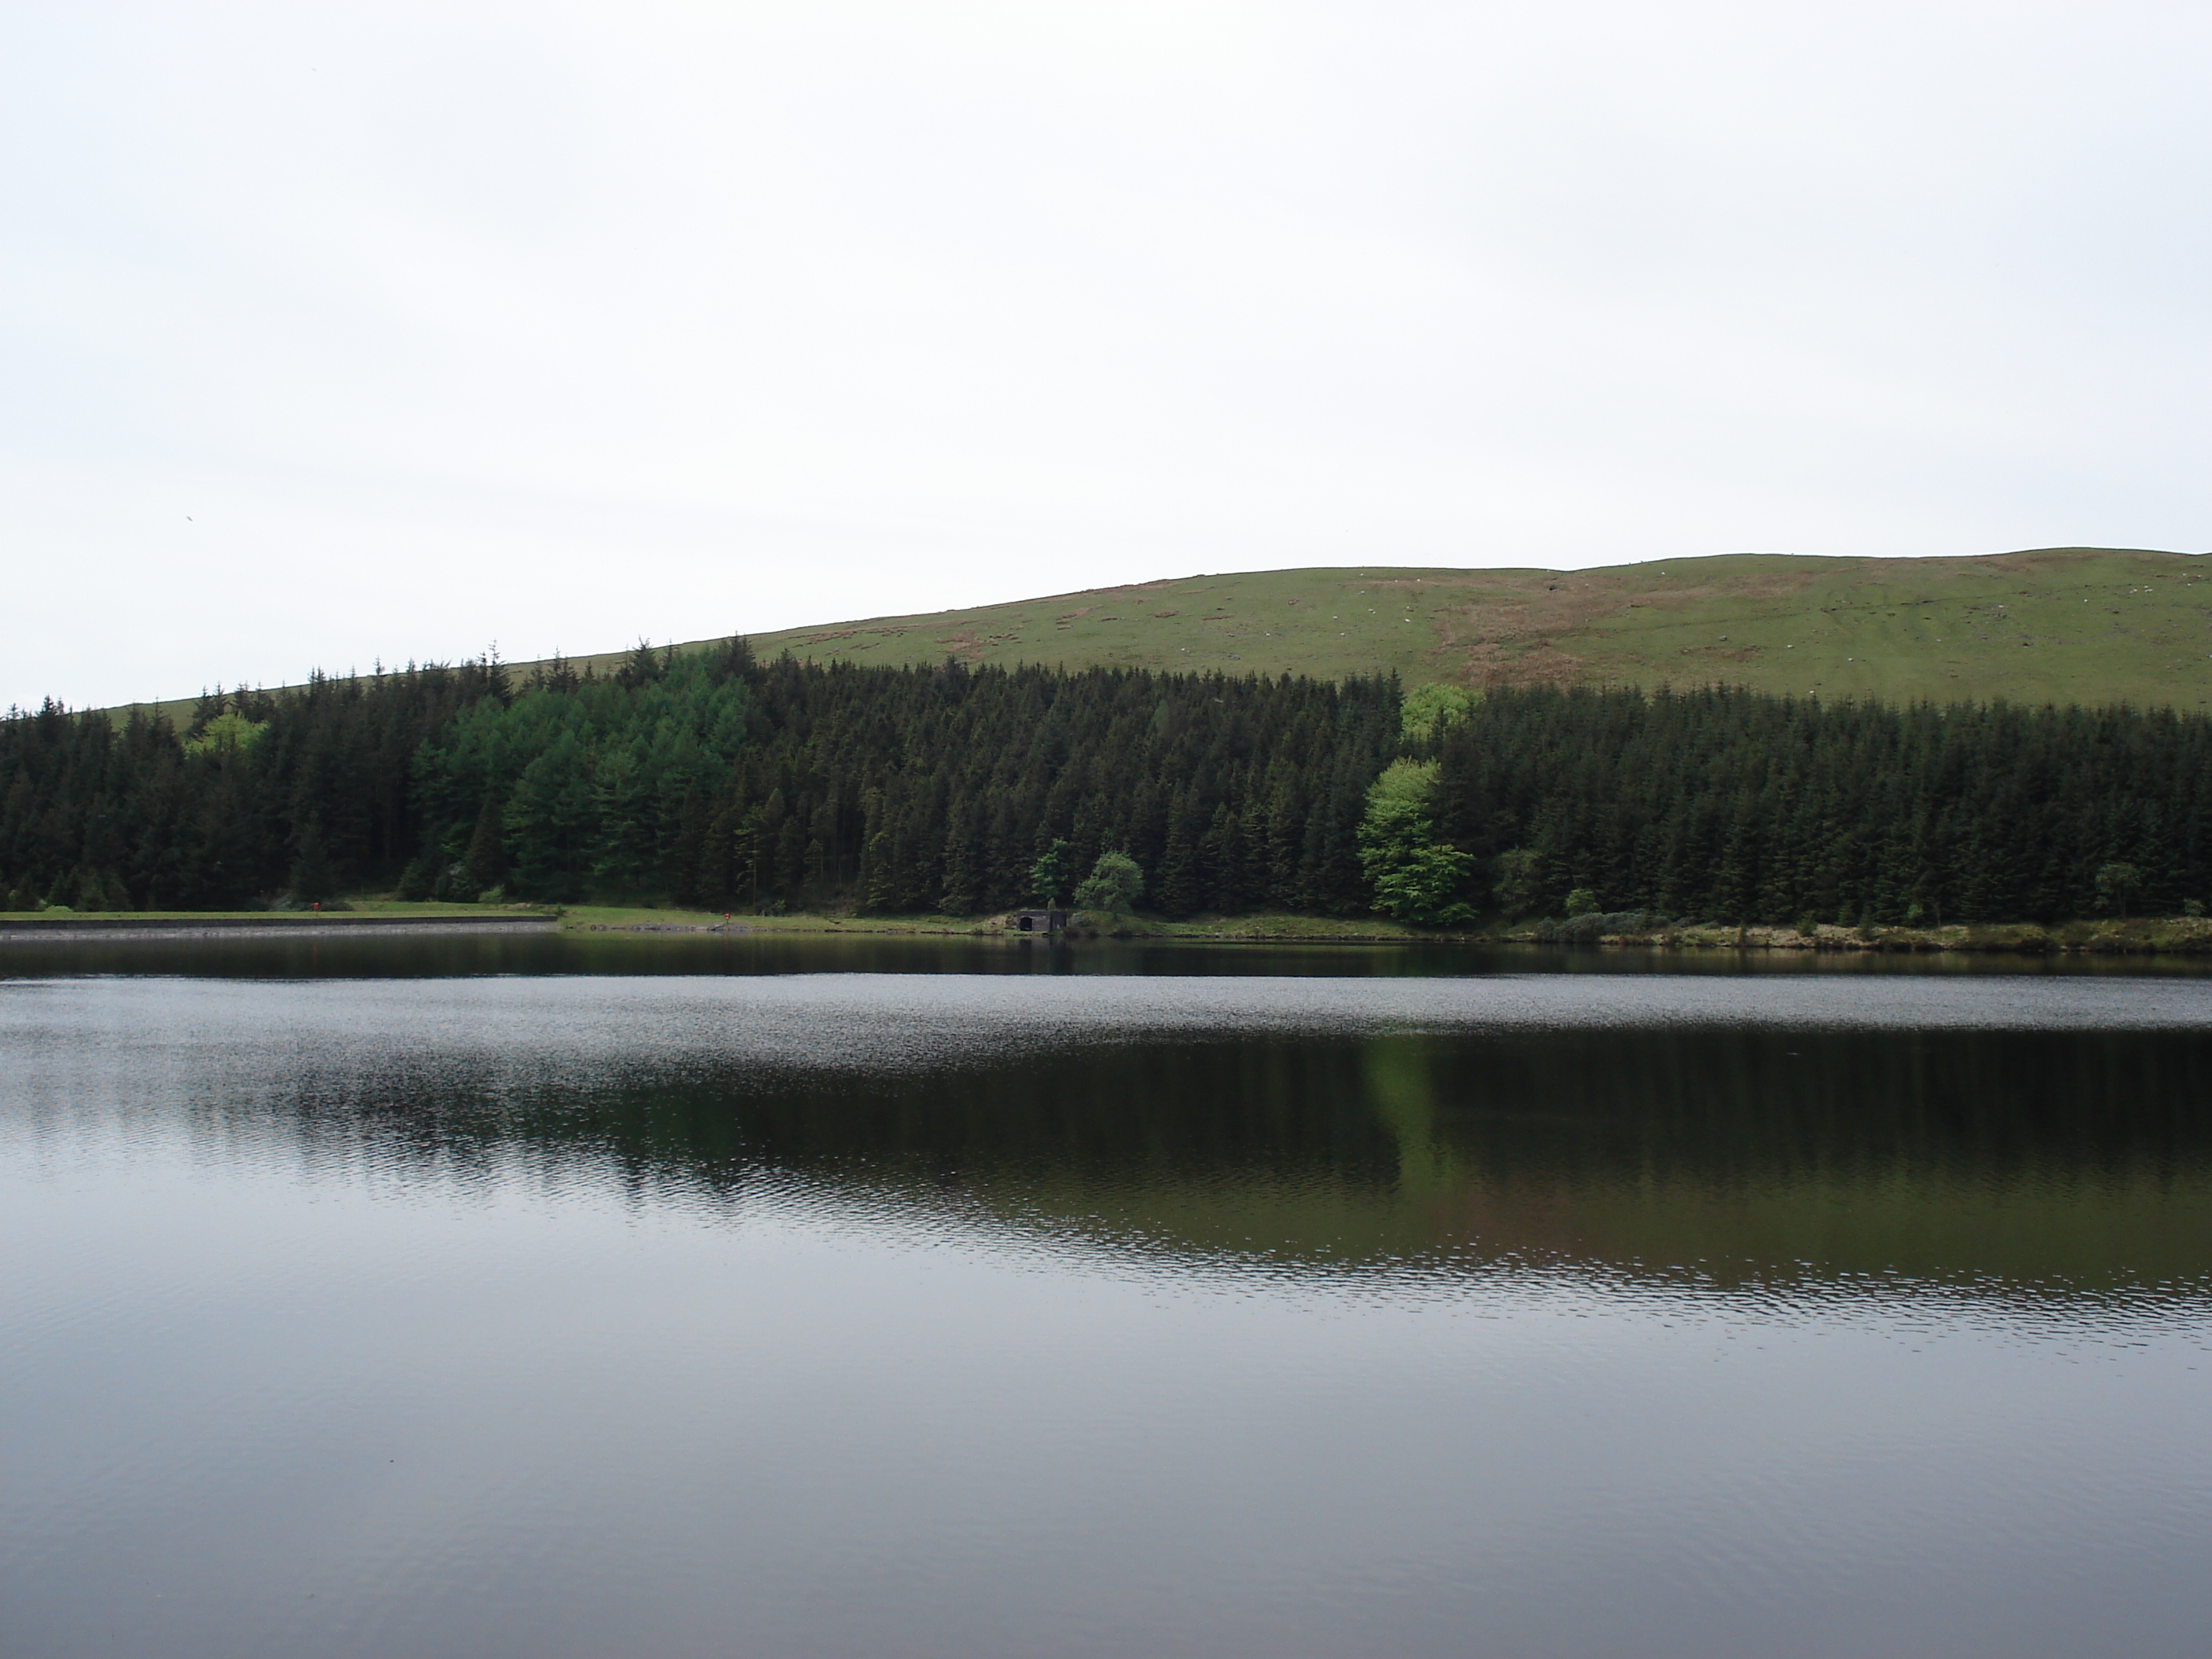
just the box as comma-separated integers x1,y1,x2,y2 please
7,900,2208,958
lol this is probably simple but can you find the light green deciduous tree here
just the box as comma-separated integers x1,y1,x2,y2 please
1030,838,1073,906
1075,850,1144,915
1399,683,1478,747
1358,760,1474,923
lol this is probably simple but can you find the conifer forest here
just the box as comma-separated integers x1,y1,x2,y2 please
2,639,2206,925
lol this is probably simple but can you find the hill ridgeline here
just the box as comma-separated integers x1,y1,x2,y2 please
108,546,2212,728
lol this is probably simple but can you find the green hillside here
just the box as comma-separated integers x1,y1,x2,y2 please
654,544,2212,708
115,547,2211,722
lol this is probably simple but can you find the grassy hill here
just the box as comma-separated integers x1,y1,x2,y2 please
115,547,2211,721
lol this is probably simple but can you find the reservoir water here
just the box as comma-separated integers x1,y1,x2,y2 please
4,937,2208,1657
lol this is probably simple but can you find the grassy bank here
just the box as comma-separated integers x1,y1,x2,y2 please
0,899,553,924
555,905,1437,941
8,897,2207,954
551,903,2212,954
1479,917,2212,956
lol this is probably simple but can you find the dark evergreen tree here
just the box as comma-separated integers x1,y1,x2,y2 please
288,819,338,905
463,794,510,894
1426,687,2210,924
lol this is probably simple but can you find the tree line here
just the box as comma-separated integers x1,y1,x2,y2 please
1363,685,2208,926
0,644,1400,917
0,661,507,912
408,642,1400,915
2,649,2205,923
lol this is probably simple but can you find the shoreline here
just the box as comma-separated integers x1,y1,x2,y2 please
4,906,2207,956
0,914,556,941
578,921,2212,957
568,906,2212,956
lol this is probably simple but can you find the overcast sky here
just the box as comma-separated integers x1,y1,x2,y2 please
4,2,2207,709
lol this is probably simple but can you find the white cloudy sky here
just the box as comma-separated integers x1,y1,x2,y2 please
3,2,2207,709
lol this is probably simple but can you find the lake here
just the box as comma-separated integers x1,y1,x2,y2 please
4,936,2208,1657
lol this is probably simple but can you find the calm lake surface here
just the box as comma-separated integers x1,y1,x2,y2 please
5,937,2209,1658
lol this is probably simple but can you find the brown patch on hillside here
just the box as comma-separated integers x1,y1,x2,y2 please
936,630,988,664
1413,560,1844,686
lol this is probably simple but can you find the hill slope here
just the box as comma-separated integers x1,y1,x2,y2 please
116,547,2211,722
698,547,2212,707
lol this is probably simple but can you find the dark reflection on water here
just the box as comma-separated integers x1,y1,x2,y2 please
458,1027,2210,1295
3,965,2210,1659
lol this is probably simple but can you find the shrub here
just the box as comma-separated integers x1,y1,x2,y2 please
1536,910,1661,943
